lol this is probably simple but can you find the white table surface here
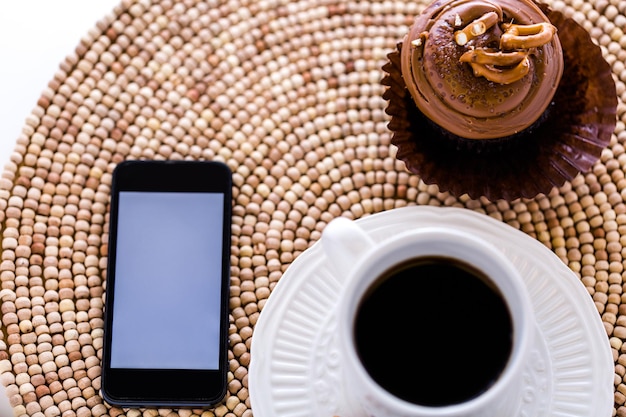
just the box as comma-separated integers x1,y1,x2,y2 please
0,1,120,413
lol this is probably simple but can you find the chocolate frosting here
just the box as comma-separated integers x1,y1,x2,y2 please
401,0,563,139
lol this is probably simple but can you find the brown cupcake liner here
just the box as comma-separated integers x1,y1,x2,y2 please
382,5,617,201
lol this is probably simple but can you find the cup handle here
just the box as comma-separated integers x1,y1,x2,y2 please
322,217,375,282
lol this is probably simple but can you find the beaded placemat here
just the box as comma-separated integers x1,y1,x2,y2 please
0,0,624,416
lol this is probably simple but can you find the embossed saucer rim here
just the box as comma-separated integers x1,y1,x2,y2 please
249,206,613,417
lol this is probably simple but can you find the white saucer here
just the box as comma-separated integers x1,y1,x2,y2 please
249,206,613,416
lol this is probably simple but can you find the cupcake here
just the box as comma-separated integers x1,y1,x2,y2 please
382,0,617,201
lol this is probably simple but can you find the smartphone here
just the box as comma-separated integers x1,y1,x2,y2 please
101,160,232,408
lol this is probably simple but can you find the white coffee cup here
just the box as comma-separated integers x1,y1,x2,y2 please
322,216,534,417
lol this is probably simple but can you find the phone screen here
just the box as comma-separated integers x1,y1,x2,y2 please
110,191,224,370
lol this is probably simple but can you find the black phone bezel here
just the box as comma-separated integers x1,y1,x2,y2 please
101,160,232,408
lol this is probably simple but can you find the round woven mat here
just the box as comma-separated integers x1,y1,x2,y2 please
0,0,625,416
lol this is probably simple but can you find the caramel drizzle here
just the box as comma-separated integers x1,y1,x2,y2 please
453,14,557,84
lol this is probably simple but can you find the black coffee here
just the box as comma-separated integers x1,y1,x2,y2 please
354,257,513,406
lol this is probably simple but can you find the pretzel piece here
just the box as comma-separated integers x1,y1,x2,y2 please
500,22,556,49
466,56,530,84
459,48,528,66
454,12,500,46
